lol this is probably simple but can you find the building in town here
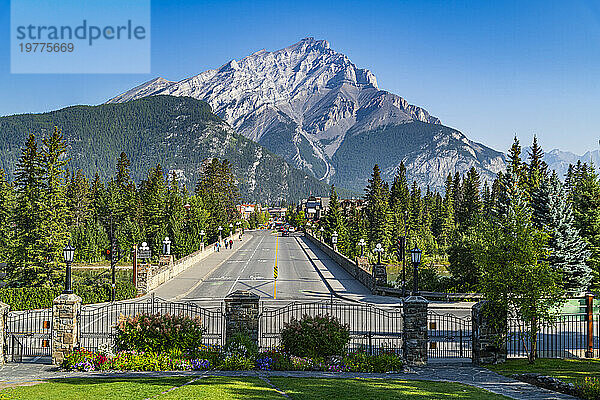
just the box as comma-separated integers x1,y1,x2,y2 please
237,204,261,220
301,196,330,222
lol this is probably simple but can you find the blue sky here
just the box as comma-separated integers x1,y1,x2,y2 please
1,0,599,154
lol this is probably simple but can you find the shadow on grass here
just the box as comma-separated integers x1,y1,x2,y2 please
269,378,508,400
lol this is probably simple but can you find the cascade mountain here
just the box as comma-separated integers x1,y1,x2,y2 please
108,37,505,191
0,96,342,203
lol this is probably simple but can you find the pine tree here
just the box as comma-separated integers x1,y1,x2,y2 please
141,164,167,254
365,165,391,251
532,174,593,292
526,135,548,194
569,163,600,276
456,167,482,230
10,134,47,286
67,169,91,227
322,186,349,254
39,127,70,284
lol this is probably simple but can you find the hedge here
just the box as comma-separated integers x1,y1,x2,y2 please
0,283,136,311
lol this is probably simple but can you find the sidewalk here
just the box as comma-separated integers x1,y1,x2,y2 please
0,362,578,400
151,233,254,301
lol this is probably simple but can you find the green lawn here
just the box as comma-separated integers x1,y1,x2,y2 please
0,377,510,400
487,358,600,384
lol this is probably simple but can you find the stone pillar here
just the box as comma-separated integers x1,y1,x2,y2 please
403,295,428,366
224,290,260,346
136,263,151,295
472,300,507,365
372,264,387,287
52,293,82,365
0,302,8,365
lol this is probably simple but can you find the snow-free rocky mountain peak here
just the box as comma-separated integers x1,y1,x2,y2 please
108,37,505,191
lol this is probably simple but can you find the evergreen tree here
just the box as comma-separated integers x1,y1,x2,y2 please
364,165,391,252
526,135,548,194
39,127,70,283
569,163,600,277
322,186,349,254
10,134,47,286
141,164,167,254
532,174,593,292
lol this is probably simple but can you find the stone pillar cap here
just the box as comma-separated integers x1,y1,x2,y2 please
225,290,260,300
403,295,429,303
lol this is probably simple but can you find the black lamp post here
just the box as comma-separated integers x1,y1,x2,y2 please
229,223,234,235
162,237,171,256
319,227,324,241
200,229,205,250
411,245,422,295
358,238,366,257
218,226,223,242
63,243,75,294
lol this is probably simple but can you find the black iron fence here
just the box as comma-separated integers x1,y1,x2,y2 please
79,295,224,352
427,311,472,358
507,313,592,358
5,308,52,362
259,300,403,354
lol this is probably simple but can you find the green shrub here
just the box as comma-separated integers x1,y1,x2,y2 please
115,313,205,353
280,314,350,358
343,351,403,373
0,282,135,311
577,377,600,400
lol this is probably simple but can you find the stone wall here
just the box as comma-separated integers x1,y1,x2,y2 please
403,295,428,366
224,290,260,346
472,300,507,365
52,293,82,365
0,301,8,365
305,232,376,292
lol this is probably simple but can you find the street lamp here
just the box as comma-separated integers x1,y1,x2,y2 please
162,237,172,256
229,223,234,235
411,246,422,295
200,230,206,251
374,243,384,265
331,230,338,251
319,227,324,241
63,243,75,294
183,203,191,212
358,239,366,257
218,226,223,242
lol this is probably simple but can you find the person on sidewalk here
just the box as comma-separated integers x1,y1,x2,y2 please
229,239,234,249
224,240,229,250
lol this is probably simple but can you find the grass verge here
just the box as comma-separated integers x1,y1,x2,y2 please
487,358,600,384
0,377,511,400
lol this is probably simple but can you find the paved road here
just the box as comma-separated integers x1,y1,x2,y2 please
152,229,472,317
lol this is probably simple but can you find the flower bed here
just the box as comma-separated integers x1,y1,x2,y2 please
62,346,403,373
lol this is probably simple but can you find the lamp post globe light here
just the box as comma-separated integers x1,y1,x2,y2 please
63,243,75,294
374,242,384,265
410,246,422,295
218,226,223,242
358,238,366,257
229,223,233,235
331,230,338,251
162,237,172,256
319,226,324,241
200,229,206,251
183,203,191,212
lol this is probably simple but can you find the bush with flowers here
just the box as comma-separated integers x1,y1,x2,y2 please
115,312,205,353
280,314,350,358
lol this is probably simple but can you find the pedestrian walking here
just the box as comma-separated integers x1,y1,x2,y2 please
229,239,234,249
224,240,229,250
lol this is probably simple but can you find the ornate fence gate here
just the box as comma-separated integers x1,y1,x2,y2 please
79,296,225,352
259,300,403,354
427,311,472,359
6,308,53,363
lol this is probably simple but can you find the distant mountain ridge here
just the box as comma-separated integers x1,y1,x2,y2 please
108,37,505,191
538,148,600,178
0,96,342,203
